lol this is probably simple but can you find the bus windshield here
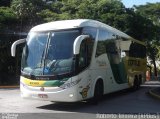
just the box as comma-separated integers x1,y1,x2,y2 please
21,29,81,76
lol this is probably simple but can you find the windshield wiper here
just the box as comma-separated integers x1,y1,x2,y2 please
42,32,52,75
40,49,45,68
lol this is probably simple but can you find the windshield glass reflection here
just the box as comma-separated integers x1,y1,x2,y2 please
21,29,80,76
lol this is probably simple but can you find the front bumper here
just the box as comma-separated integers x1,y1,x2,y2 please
20,83,81,102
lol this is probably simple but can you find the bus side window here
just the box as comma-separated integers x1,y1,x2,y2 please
96,28,116,57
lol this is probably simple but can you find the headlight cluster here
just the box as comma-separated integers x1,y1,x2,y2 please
60,78,81,89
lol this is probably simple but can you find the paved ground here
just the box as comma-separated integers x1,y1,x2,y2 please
0,84,160,119
144,81,160,100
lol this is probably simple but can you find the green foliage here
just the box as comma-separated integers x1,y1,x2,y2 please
11,0,47,26
135,3,160,26
135,3,160,40
1,0,159,42
50,1,63,14
38,9,59,22
0,7,17,26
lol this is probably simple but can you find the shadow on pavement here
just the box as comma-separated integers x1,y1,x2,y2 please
37,87,160,114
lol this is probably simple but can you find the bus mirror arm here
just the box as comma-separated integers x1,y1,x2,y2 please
11,39,26,57
73,35,89,55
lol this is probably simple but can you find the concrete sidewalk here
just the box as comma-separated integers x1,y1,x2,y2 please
146,80,160,99
149,87,160,99
144,80,160,85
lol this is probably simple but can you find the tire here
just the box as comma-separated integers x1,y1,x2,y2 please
133,75,139,91
90,80,103,105
139,75,142,86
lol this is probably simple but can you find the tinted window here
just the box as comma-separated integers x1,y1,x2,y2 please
129,42,146,58
96,29,115,57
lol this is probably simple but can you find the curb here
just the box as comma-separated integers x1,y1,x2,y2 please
149,88,160,100
0,85,19,89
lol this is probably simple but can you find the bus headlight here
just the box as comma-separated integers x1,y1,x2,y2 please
60,78,81,89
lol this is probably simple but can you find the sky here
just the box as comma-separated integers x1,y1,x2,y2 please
121,0,160,8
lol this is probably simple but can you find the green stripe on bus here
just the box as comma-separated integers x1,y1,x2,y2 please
43,78,69,87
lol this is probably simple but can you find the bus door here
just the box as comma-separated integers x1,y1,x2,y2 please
78,38,94,98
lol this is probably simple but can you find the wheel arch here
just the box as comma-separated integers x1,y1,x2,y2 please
91,77,104,97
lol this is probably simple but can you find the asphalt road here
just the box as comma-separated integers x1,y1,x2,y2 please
0,85,160,119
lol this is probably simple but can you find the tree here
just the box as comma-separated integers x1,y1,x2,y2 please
38,9,59,22
0,7,17,30
11,0,47,31
135,3,160,26
135,3,160,78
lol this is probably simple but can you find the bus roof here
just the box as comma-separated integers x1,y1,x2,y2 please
31,19,145,45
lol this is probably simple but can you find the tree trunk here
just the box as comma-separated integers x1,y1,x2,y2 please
152,56,158,80
153,61,157,80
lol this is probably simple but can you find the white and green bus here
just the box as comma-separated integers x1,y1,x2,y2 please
11,19,146,102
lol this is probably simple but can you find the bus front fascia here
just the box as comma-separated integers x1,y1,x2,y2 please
11,39,26,57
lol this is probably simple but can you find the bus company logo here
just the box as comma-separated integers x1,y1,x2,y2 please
40,87,45,91
80,85,90,98
30,82,39,85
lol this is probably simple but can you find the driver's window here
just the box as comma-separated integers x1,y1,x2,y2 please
79,40,86,69
79,38,94,70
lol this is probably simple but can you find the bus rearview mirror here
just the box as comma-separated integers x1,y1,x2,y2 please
11,39,26,57
73,35,89,55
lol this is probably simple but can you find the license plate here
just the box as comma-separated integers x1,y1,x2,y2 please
38,94,48,98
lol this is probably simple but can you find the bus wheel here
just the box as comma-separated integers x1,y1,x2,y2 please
91,80,103,104
139,75,142,86
133,75,139,90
